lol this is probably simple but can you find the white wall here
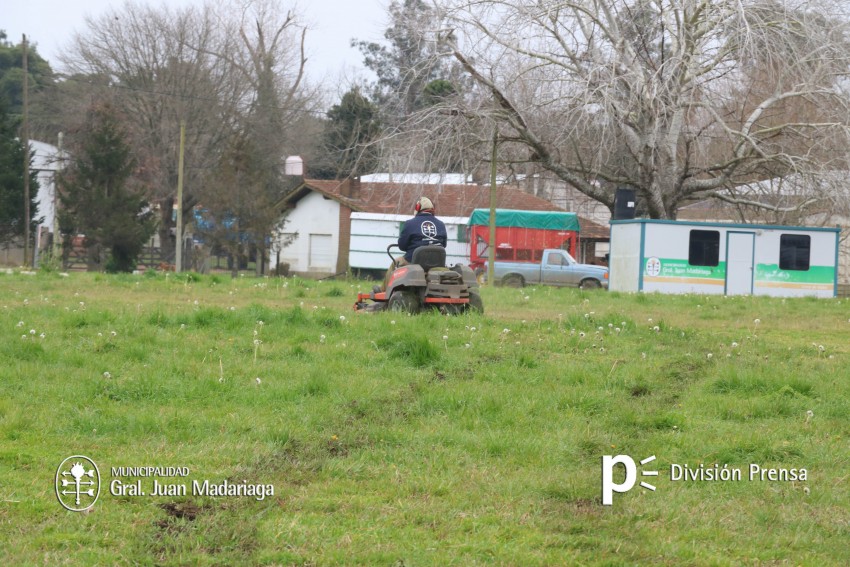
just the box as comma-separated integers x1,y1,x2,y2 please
272,191,340,276
349,213,470,270
608,223,641,292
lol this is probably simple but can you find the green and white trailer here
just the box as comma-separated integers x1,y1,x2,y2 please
609,219,839,297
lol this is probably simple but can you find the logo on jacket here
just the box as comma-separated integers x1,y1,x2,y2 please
421,221,438,238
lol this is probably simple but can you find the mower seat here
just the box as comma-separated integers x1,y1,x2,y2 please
411,245,446,273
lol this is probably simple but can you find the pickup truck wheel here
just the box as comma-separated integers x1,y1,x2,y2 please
467,292,484,314
388,290,420,313
502,274,525,288
579,278,602,290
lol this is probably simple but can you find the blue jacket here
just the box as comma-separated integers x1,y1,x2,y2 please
398,212,448,261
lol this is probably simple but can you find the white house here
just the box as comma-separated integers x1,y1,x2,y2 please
272,177,598,278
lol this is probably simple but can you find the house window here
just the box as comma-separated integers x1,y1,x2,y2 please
779,234,810,271
688,230,720,266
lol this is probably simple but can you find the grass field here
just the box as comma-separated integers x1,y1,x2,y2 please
1,270,849,565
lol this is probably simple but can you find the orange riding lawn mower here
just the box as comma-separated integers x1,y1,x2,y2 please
354,245,484,314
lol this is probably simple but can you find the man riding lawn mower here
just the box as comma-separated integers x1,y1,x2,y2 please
354,197,484,314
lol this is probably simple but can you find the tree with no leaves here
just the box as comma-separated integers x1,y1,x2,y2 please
57,0,319,264
440,0,850,219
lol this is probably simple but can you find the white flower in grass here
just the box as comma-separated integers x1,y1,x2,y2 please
97,332,103,337
339,315,346,322
16,321,24,327
598,326,603,332
29,329,36,335
754,318,761,325
230,307,236,311
390,320,396,325
731,342,738,348
253,339,261,346
103,372,111,378
111,331,117,337
258,320,264,326
193,300,199,305
579,332,585,338
470,327,476,332
502,328,511,334
818,345,825,352
806,410,814,422
255,377,262,385
21,334,27,340
23,299,29,305
465,343,471,348
442,335,448,341
320,334,326,343
39,333,45,339
641,352,647,359
707,353,713,359
615,328,621,333
653,326,660,332
803,487,810,495
648,318,653,323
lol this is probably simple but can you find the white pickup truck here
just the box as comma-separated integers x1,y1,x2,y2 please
484,248,609,289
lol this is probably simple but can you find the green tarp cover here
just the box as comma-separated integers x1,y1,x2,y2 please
468,209,580,231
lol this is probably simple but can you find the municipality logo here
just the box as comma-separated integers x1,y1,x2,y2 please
55,455,101,512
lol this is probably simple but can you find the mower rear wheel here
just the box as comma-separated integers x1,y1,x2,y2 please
388,290,420,314
467,292,484,314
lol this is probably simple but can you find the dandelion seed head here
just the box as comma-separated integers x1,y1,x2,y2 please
29,329,35,335
103,372,111,378
653,326,660,332
16,321,24,327
255,377,261,385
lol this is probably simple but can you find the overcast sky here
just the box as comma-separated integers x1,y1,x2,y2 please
3,0,387,86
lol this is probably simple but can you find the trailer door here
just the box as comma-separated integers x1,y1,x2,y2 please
725,232,755,295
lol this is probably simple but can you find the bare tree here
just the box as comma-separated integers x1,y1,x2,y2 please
57,0,320,264
438,0,850,218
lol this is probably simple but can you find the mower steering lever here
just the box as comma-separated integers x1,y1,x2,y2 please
387,244,401,263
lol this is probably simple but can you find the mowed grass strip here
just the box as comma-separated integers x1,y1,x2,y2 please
1,271,849,565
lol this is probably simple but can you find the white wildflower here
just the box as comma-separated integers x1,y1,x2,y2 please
103,372,111,378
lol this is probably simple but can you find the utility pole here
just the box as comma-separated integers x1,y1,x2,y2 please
487,129,498,286
175,120,185,272
53,132,64,261
22,35,31,267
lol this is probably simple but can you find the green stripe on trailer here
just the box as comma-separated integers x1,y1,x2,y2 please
755,264,835,284
468,209,580,231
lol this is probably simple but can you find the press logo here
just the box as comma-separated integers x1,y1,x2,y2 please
55,455,101,512
601,454,657,505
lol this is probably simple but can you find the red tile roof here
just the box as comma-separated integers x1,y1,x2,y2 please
290,179,560,215
283,178,609,238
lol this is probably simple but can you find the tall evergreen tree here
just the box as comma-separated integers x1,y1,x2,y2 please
59,102,155,272
0,97,39,245
312,88,382,179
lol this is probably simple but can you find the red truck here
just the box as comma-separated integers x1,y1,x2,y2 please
467,209,580,274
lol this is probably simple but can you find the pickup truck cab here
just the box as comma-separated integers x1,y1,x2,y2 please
487,248,609,289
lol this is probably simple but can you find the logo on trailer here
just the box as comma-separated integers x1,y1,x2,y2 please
421,221,438,238
645,257,661,277
55,455,101,512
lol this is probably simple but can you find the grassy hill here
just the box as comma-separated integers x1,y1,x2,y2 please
1,270,848,565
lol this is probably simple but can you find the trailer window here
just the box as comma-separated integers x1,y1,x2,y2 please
688,230,719,266
779,234,810,271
